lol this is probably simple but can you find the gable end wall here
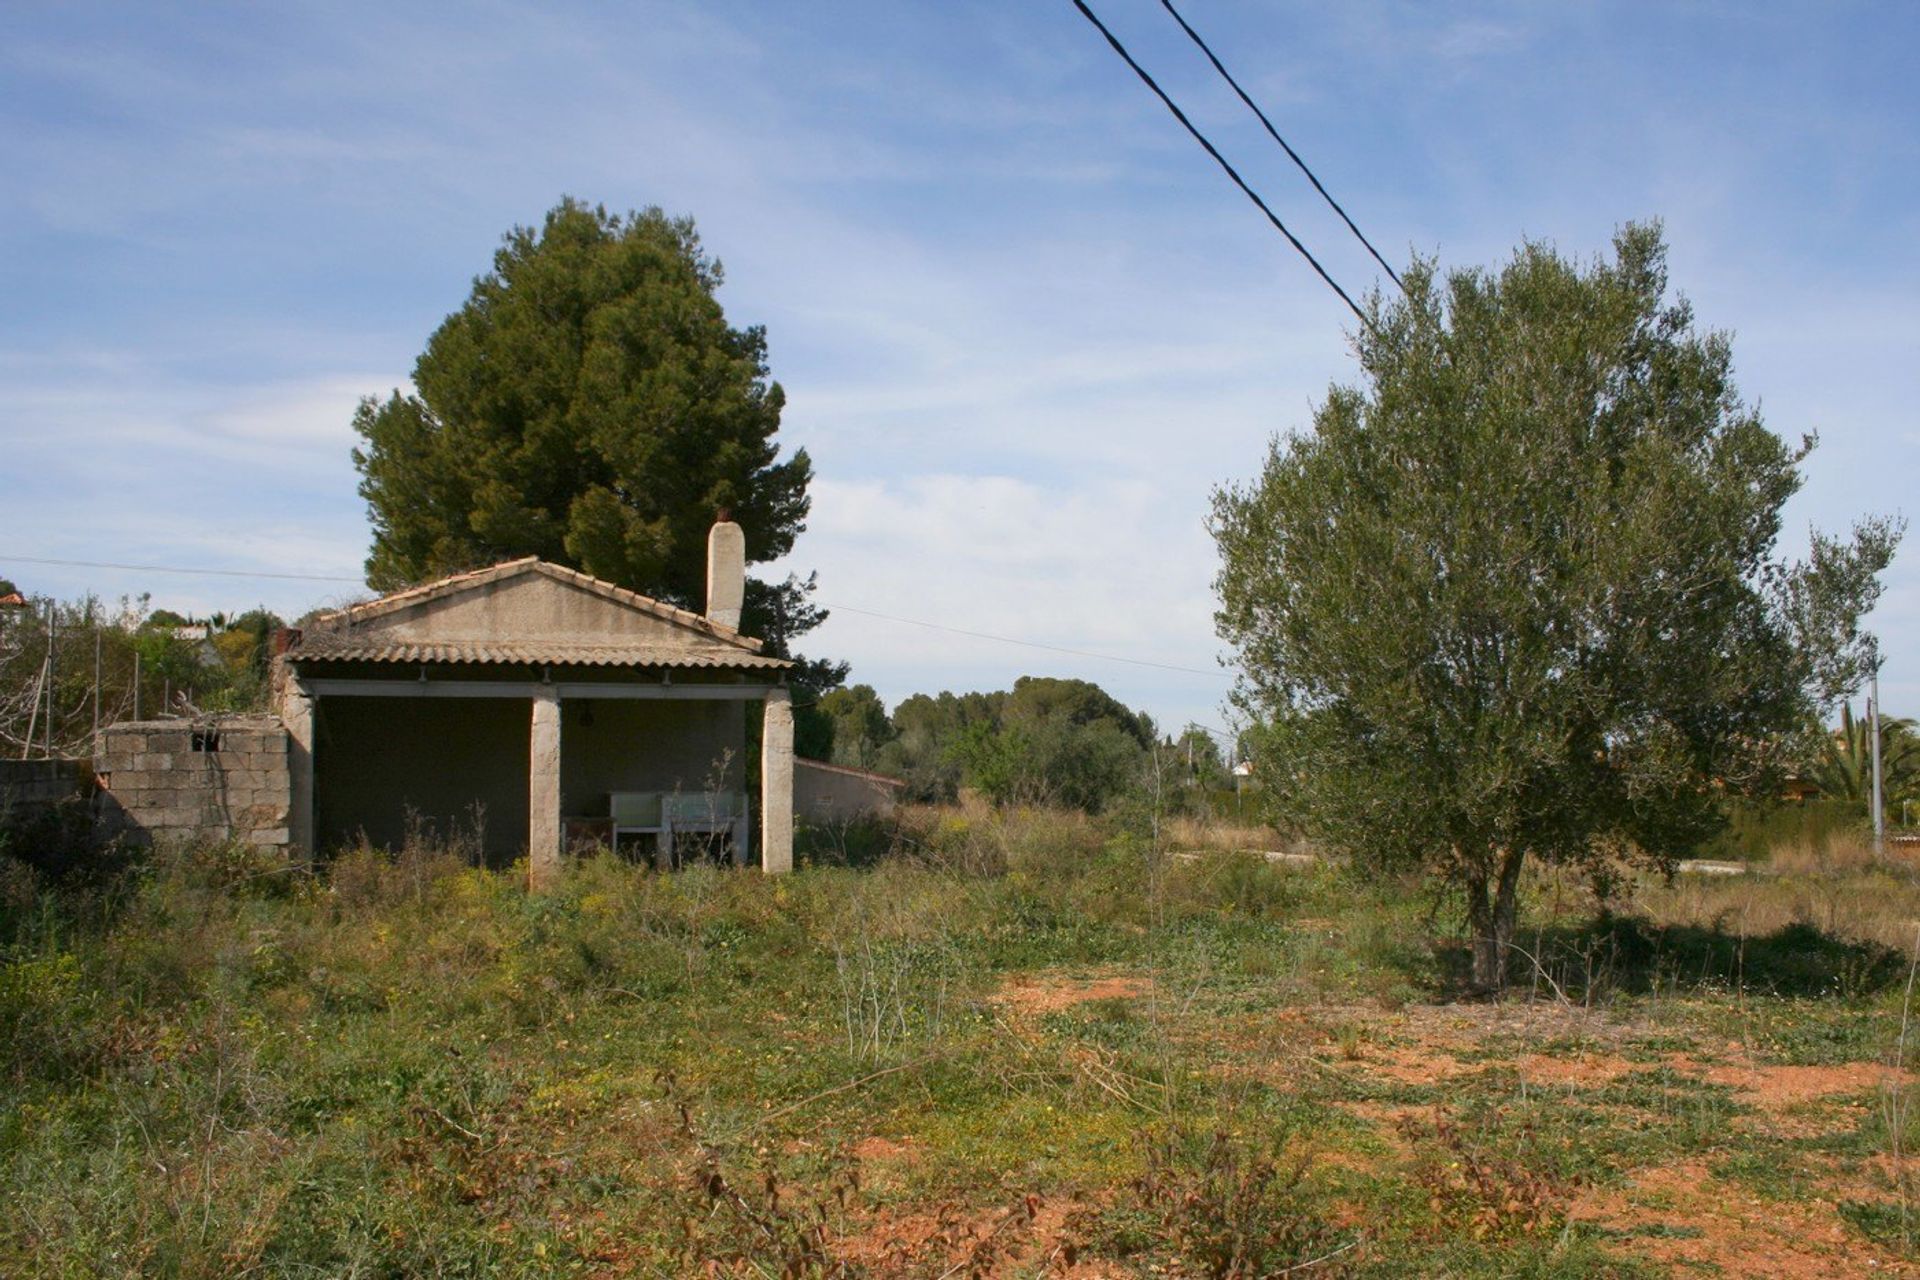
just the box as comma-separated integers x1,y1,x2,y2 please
358,574,712,651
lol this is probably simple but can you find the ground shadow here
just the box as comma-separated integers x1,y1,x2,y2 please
1494,915,1909,1000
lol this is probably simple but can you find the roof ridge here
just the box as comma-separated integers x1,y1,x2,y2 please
795,758,909,786
527,561,760,651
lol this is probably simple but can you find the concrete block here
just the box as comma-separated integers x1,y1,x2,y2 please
247,828,291,846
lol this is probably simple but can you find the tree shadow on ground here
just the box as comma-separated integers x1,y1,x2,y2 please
1427,916,1908,1002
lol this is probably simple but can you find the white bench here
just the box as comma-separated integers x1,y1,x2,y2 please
611,790,751,867
665,791,750,865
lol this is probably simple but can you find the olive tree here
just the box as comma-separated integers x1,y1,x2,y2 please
1211,224,1900,990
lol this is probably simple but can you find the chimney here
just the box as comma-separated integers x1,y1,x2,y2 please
706,513,745,629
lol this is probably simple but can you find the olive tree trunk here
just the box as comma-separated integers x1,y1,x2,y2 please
1466,848,1528,992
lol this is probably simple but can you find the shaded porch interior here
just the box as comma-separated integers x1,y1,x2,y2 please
313,692,748,865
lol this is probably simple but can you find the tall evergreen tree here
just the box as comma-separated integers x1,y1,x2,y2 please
352,198,819,653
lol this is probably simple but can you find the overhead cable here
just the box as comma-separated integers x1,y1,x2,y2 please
821,601,1219,677
2,554,361,583
1155,0,1404,290
1067,0,1367,325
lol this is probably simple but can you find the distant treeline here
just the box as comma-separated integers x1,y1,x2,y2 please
807,676,1227,813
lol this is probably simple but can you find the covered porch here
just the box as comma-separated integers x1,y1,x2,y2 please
284,668,794,880
272,535,795,885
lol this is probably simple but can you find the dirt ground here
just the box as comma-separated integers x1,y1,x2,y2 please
1307,1000,1918,1277
959,975,1920,1276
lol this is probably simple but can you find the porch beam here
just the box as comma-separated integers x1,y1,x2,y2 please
558,682,774,700
301,678,775,701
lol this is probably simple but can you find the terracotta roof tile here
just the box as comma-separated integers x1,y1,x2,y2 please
288,636,791,670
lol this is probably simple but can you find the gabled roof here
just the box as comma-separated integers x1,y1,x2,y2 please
286,558,790,671
313,557,762,651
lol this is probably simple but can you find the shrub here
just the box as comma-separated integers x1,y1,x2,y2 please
1399,1108,1579,1242
1695,798,1864,863
1121,1124,1352,1278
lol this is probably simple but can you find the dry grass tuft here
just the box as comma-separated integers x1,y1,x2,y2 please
1161,814,1296,855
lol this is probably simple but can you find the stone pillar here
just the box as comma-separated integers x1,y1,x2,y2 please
759,688,794,875
528,688,562,891
282,680,316,858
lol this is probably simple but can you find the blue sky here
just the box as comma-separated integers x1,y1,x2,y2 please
2,2,1915,737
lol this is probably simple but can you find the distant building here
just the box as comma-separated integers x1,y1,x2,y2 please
795,758,907,821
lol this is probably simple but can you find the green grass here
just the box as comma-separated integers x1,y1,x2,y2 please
3,813,1918,1277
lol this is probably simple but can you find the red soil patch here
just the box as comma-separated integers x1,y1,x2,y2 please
1571,1160,1914,1277
1362,1043,1472,1084
994,972,1150,1017
836,1196,1122,1278
1695,1059,1907,1108
1513,1051,1639,1088
848,1135,919,1165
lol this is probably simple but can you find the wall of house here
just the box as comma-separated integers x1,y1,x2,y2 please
795,759,905,824
94,716,291,849
559,698,746,818
314,696,528,860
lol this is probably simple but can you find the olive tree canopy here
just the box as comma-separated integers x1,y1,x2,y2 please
1211,224,1901,990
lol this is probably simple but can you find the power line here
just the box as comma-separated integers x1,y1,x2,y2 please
1067,0,1368,325
1155,0,1404,291
821,601,1219,677
3,552,1224,678
2,555,361,583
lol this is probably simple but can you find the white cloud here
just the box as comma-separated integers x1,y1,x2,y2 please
770,472,1231,733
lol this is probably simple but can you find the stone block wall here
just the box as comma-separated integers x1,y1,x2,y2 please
0,758,91,814
94,715,293,849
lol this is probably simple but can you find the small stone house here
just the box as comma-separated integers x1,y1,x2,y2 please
95,521,800,881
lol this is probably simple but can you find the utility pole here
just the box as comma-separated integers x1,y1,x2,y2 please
23,602,51,760
1870,656,1885,857
44,601,55,757
92,621,101,743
